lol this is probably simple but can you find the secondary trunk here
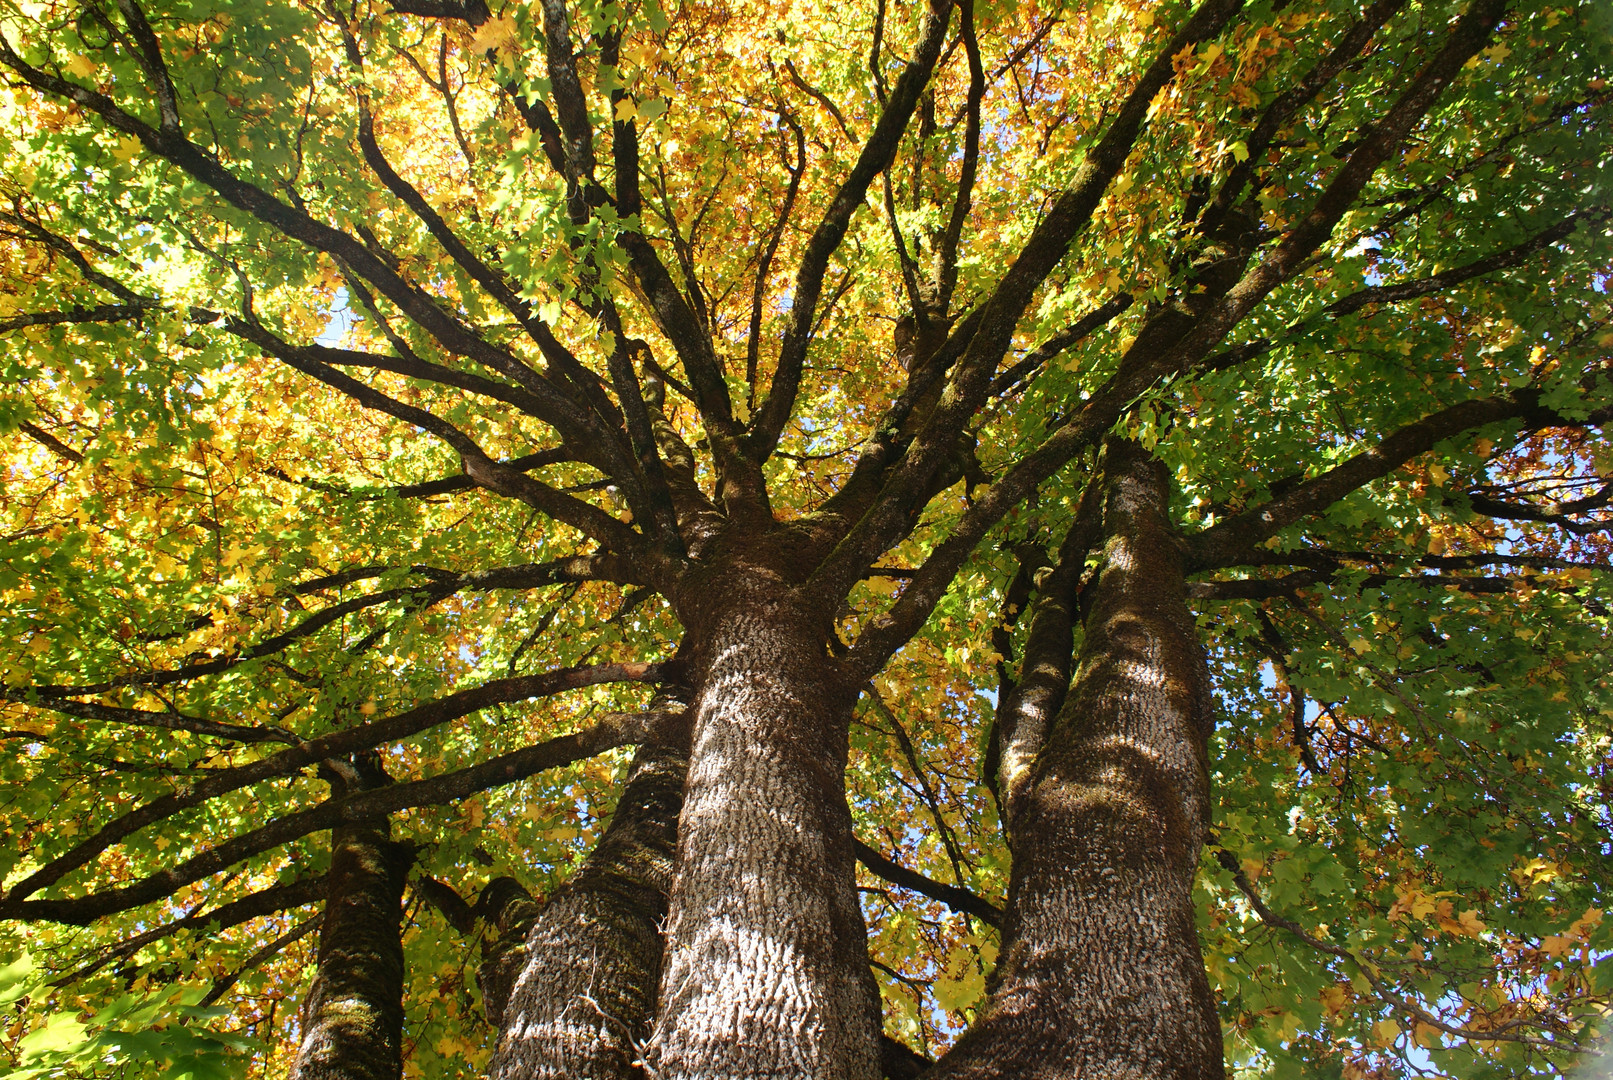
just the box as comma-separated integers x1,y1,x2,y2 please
650,567,882,1080
934,438,1224,1079
489,705,691,1080
291,759,411,1080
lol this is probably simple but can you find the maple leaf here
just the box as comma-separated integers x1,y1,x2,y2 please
469,16,518,61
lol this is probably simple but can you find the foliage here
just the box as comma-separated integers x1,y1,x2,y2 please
0,955,255,1080
0,0,1608,1075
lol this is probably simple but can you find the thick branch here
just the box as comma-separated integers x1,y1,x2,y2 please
853,839,1001,927
3,661,674,904
746,112,806,395
2,711,662,924
747,0,956,461
0,693,293,743
1189,392,1551,570
49,876,323,986
816,0,1246,601
0,302,156,333
986,293,1134,397
933,0,983,314
15,421,84,463
267,448,569,501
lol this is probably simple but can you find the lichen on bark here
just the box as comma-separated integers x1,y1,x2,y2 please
291,757,412,1080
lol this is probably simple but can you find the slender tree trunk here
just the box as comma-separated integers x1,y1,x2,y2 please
291,760,411,1080
650,567,882,1080
489,705,691,1080
934,439,1224,1079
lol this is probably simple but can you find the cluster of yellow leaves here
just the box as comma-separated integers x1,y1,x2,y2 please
1389,885,1487,938
1539,907,1603,959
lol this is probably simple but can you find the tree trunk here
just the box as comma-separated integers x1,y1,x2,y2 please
650,568,882,1080
291,759,411,1080
489,705,691,1080
934,439,1224,1079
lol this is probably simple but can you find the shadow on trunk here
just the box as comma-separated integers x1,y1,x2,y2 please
291,754,412,1080
932,438,1223,1079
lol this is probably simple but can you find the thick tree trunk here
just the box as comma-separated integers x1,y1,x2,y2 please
650,569,882,1080
934,439,1223,1079
291,760,411,1080
489,707,691,1080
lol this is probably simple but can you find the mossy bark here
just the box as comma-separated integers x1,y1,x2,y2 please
934,439,1224,1079
488,705,691,1080
291,762,411,1080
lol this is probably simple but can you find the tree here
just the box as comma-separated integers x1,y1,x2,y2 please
0,0,1609,1074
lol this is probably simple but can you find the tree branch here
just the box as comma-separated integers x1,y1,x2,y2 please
0,302,156,334
815,0,1247,604
2,661,675,904
986,293,1134,398
853,839,1000,927
1,710,664,924
48,876,324,986
747,0,956,462
15,420,85,463
1188,391,1562,570
0,693,293,744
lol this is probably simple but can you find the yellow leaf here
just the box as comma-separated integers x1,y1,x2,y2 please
63,54,96,79
470,15,517,57
1373,1018,1401,1046
1319,985,1347,1015
1541,933,1573,957
1391,885,1438,921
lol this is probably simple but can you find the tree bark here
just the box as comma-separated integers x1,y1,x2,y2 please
489,702,691,1080
650,568,882,1080
291,758,411,1080
933,438,1224,1079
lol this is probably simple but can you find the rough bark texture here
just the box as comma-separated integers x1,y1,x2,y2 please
933,439,1223,1079
650,566,881,1080
490,705,691,1079
291,762,411,1080
475,877,545,1032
